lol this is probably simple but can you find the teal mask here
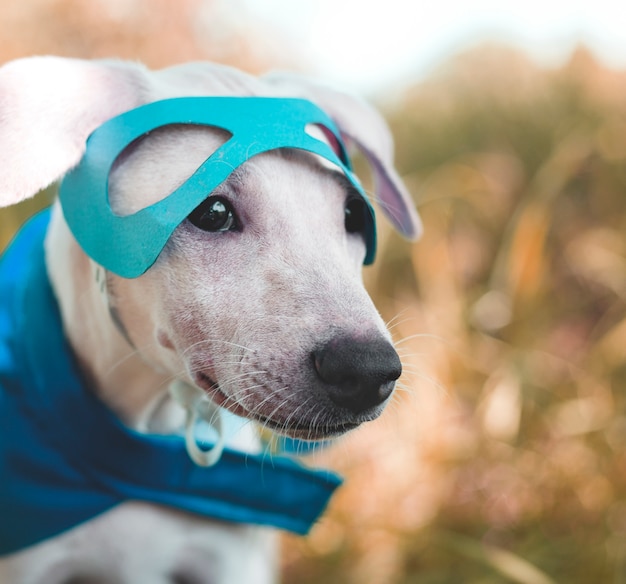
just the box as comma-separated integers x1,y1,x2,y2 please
59,97,377,278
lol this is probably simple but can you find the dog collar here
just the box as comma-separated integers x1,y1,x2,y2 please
59,97,377,278
0,210,342,554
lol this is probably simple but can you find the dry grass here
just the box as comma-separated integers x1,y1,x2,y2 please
1,25,625,583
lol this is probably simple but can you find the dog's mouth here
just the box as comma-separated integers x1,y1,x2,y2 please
195,372,250,419
194,372,360,440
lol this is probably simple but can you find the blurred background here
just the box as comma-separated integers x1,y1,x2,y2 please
2,1,626,582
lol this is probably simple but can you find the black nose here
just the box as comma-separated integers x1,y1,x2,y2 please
313,336,402,413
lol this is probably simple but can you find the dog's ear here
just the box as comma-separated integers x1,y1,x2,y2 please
263,72,422,240
0,56,146,208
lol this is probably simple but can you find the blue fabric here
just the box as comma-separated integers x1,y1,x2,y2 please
0,210,342,555
59,97,377,278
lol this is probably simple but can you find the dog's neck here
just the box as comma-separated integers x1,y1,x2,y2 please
44,203,176,432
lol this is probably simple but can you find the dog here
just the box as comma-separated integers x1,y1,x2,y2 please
0,56,420,584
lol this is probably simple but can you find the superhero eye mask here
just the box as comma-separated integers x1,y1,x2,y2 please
59,97,377,279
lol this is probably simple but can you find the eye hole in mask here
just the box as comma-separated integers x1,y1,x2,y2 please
305,123,343,158
108,125,234,218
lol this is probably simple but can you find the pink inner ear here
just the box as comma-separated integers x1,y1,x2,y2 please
351,138,423,241
317,125,342,158
371,156,423,239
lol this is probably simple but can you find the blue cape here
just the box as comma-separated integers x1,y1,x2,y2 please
0,210,341,555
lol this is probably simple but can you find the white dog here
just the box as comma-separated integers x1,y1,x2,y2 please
0,57,420,584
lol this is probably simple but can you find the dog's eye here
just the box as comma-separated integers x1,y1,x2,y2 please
188,196,237,232
344,197,367,235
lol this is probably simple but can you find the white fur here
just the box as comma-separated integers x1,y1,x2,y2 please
0,57,419,584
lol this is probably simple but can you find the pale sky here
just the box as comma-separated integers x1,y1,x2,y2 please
229,0,626,95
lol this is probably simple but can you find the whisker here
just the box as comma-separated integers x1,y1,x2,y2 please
103,340,160,378
385,308,413,330
394,332,454,347
178,338,259,360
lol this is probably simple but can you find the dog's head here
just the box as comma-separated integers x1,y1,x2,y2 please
0,57,421,441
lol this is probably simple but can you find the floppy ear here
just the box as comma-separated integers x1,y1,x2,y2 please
0,56,147,208
263,72,422,240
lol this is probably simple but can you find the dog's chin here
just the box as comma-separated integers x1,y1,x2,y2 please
251,412,361,441
193,372,364,441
